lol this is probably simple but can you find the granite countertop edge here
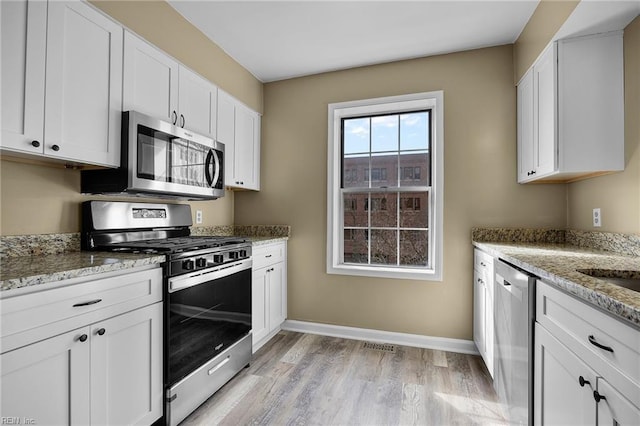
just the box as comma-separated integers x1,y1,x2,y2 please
0,236,288,293
0,253,165,294
473,241,640,328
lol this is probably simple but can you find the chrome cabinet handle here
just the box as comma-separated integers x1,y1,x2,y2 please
172,110,178,125
51,144,60,151
96,328,106,336
31,140,40,148
73,299,102,307
480,261,486,267
77,334,88,342
180,114,185,128
588,335,614,353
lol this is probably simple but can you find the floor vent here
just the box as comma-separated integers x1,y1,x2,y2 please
363,342,396,352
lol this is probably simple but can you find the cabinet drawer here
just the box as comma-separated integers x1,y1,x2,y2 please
252,242,285,270
474,249,494,276
537,281,640,404
1,268,162,352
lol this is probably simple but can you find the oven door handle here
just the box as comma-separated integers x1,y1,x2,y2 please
169,258,252,293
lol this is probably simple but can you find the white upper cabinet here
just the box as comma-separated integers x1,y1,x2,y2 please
1,0,122,167
1,0,47,155
178,67,217,138
123,31,218,139
123,31,179,125
517,31,624,183
218,90,261,190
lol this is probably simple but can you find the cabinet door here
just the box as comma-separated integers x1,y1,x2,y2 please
268,262,286,328
0,0,46,154
1,327,91,425
218,90,236,186
44,0,122,167
178,66,217,138
596,377,640,426
533,44,556,177
534,323,596,426
473,269,486,357
90,303,163,426
252,267,269,348
517,68,535,182
123,31,179,124
234,105,261,190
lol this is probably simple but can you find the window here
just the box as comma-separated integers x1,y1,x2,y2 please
327,91,444,280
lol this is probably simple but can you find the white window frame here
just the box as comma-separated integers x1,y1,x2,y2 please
326,91,444,281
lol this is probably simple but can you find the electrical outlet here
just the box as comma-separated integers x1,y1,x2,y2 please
593,208,601,227
196,210,203,224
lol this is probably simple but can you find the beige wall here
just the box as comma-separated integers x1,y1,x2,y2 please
90,0,263,113
513,0,579,83
567,16,640,234
234,46,567,340
0,159,233,235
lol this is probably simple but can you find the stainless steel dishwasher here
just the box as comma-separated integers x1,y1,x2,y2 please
494,259,537,426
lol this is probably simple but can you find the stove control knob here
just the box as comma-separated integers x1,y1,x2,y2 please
213,254,224,264
182,259,195,271
239,249,248,258
196,258,207,268
229,251,239,260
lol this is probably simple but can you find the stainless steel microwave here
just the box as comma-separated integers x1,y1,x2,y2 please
82,111,224,200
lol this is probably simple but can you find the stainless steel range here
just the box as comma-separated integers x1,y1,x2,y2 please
82,201,252,426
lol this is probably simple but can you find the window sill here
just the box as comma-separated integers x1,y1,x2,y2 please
327,263,442,281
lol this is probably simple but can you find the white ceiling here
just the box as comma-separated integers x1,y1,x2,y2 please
168,0,540,82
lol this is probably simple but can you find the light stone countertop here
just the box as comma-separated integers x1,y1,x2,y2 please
247,236,289,246
0,252,165,293
474,241,640,328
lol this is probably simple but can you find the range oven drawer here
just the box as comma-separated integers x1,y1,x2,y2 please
167,333,251,426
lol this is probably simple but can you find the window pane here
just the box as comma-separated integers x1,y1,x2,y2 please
343,118,370,155
370,192,397,228
399,152,430,187
371,115,398,153
343,154,369,188
371,230,397,265
400,111,429,151
371,153,397,188
343,193,367,227
344,229,368,264
400,192,428,228
400,230,428,266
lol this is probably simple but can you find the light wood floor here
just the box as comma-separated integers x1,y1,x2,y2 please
180,331,508,425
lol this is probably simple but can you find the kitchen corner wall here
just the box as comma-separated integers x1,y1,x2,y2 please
0,0,264,236
234,45,567,340
567,16,640,234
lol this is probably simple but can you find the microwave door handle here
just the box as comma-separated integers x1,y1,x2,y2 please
212,149,220,187
205,149,214,186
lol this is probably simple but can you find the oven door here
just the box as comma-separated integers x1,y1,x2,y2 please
166,258,252,387
126,111,225,199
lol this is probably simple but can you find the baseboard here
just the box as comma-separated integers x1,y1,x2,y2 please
281,320,479,355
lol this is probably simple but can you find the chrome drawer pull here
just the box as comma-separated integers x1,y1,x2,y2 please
588,335,614,353
73,298,102,307
208,356,230,375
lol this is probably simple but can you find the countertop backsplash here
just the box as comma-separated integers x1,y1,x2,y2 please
471,227,640,257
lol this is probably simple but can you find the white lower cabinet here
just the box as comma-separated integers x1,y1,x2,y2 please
252,241,287,352
534,280,640,425
0,267,163,425
473,248,494,376
534,323,597,426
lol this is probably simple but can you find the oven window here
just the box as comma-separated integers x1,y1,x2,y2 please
168,268,251,386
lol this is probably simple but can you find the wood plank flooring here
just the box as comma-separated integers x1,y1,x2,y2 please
180,331,508,425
